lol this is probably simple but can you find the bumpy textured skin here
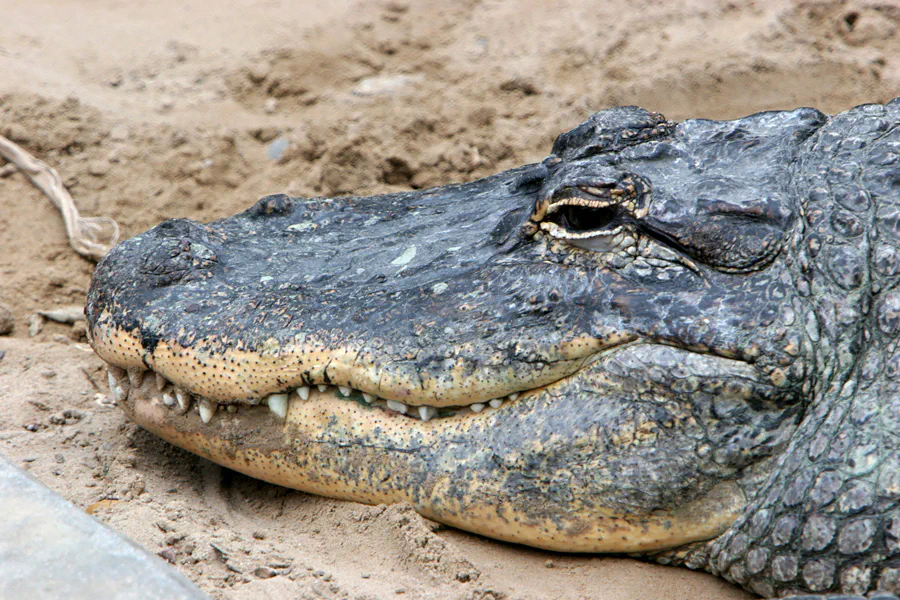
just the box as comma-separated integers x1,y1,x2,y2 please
696,101,900,598
86,99,900,598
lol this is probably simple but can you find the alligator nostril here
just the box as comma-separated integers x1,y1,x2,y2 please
137,220,219,287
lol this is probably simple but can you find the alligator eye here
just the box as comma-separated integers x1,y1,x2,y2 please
551,205,619,233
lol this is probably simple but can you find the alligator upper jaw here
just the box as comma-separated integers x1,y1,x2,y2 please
90,307,637,412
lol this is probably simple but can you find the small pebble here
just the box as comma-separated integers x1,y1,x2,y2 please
267,136,290,161
254,566,277,579
88,160,110,176
246,63,270,84
0,303,13,335
28,314,44,337
157,548,177,564
266,557,292,569
352,74,420,96
252,127,279,143
49,409,85,425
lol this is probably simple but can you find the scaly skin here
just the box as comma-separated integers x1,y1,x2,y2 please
86,100,900,598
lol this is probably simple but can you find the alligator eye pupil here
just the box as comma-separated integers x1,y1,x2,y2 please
557,205,618,232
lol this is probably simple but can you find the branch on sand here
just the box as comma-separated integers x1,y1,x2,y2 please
0,135,119,261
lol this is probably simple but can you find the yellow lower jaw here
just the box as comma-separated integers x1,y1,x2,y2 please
120,373,745,553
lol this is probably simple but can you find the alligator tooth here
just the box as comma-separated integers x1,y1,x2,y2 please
161,393,176,407
199,400,216,424
489,399,504,409
507,392,519,401
155,372,167,391
418,406,437,422
386,399,408,415
296,386,310,401
470,403,485,413
317,384,328,393
362,392,375,404
127,368,146,388
174,388,192,414
106,370,127,402
267,393,289,419
107,371,118,392
338,386,351,397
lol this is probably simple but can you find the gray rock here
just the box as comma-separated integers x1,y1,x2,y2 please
266,136,290,161
0,453,207,600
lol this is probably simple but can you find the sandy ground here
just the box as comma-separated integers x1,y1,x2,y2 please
1,1,898,598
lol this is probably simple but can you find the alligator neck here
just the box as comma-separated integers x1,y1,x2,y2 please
705,101,900,597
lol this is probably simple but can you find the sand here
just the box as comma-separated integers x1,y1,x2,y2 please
1,1,898,598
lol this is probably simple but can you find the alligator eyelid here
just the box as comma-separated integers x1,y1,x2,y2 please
540,221,625,240
637,224,684,252
636,224,709,281
640,221,781,275
545,200,618,216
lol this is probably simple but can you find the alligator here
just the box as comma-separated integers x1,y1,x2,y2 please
86,99,900,599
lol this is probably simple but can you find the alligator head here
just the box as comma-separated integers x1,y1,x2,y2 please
87,100,900,597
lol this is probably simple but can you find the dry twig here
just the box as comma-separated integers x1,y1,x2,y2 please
0,135,119,261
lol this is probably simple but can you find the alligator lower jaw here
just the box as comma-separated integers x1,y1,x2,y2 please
105,360,747,554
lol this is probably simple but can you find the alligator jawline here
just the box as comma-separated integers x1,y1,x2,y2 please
102,335,660,426
104,337,749,426
91,317,639,420
107,363,542,425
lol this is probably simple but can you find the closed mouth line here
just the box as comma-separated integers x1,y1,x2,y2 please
106,365,525,424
